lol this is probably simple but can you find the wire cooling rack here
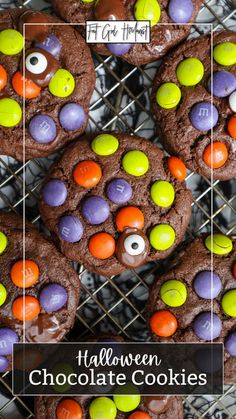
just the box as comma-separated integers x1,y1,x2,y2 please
0,0,236,417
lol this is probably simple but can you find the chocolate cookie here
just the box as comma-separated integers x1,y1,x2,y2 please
0,8,95,161
151,31,236,180
52,0,202,66
147,234,236,383
39,132,192,277
0,212,80,373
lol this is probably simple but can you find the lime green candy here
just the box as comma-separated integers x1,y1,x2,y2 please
89,397,117,419
81,0,94,2
49,69,75,97
0,29,24,55
160,279,187,307
122,150,149,177
205,234,233,255
0,284,7,307
176,58,204,86
156,82,181,109
213,42,236,66
91,134,119,156
0,231,7,254
0,98,22,127
53,363,73,393
134,0,161,27
151,180,175,207
150,224,176,250
221,290,236,317
113,394,140,412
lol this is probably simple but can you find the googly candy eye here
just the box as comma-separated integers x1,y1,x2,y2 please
124,234,145,256
26,51,48,75
116,228,149,269
22,48,60,87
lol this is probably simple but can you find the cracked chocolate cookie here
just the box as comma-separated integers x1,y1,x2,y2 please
39,132,192,277
0,8,95,161
151,31,236,180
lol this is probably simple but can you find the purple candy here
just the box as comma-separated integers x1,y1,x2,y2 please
29,115,57,144
107,43,132,56
106,179,132,204
194,271,222,299
35,34,62,58
58,215,83,243
225,331,236,356
0,356,8,372
193,312,222,341
42,179,67,207
59,103,86,131
0,328,19,356
208,71,236,98
190,102,219,131
168,0,193,23
82,196,110,225
40,284,68,313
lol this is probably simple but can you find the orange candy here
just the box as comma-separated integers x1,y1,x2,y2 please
0,65,7,91
12,296,40,321
149,310,177,337
56,399,82,419
12,71,41,99
89,232,115,259
11,260,39,288
129,412,151,419
228,115,236,139
73,160,102,188
167,156,187,181
233,263,236,279
203,142,228,169
116,206,144,232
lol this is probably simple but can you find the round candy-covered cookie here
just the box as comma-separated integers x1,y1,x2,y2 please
39,133,192,277
147,234,236,383
152,31,236,180
0,212,80,372
52,0,202,66
0,8,95,161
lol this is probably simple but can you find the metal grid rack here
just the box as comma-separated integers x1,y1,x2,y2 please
0,0,236,417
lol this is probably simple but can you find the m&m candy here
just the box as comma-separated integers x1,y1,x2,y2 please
160,279,187,307
0,29,24,55
150,180,175,208
0,328,19,355
213,42,236,66
229,91,236,112
149,224,176,251
156,83,181,109
89,232,115,259
0,98,22,127
73,161,102,188
11,260,39,288
193,312,222,341
42,179,67,207
167,156,187,181
227,115,236,139
89,397,117,419
0,356,8,373
35,34,62,58
59,103,86,131
58,215,84,243
0,231,7,254
107,43,132,56
208,71,236,97
225,331,236,356
49,69,75,97
134,0,161,27
221,290,236,317
91,134,119,156
106,179,133,204
29,115,57,144
0,284,7,306
205,234,233,255
190,102,218,131
203,142,228,169
82,196,110,225
12,296,40,321
129,412,150,419
12,72,41,99
194,271,222,299
39,284,68,313
113,394,141,412
149,310,177,337
122,150,149,177
116,206,144,232
168,0,193,23
0,65,7,91
56,399,82,419
176,58,204,86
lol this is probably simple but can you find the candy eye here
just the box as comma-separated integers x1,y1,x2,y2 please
124,234,145,256
26,52,47,74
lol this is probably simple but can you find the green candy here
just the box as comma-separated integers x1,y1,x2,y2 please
113,394,140,412
53,363,73,393
0,284,7,306
176,58,204,86
122,150,149,177
0,231,7,254
91,134,119,156
0,98,22,127
156,82,181,109
213,42,236,66
81,0,94,2
150,180,175,207
0,29,24,55
49,69,75,98
134,0,161,27
160,279,187,307
89,397,117,419
221,290,236,317
149,224,176,251
205,234,233,255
